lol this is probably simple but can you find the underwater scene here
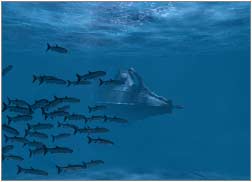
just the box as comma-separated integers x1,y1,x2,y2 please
2,2,250,180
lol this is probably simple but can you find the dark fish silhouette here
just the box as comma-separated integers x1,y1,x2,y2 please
31,99,49,110
3,103,33,115
76,71,106,81
4,135,29,145
17,165,48,176
3,145,14,153
57,121,78,132
54,96,80,103
105,116,128,124
85,115,107,123
51,133,71,142
41,108,69,120
27,123,54,131
75,126,109,135
7,97,31,108
24,140,45,148
86,160,104,168
29,145,47,157
88,105,106,113
55,105,70,112
2,65,13,76
46,43,68,54
46,146,73,154
7,115,32,125
99,78,124,86
24,129,48,139
64,114,86,122
2,124,19,136
3,154,24,161
43,98,63,111
67,80,91,87
33,75,66,85
87,136,114,145
56,163,87,174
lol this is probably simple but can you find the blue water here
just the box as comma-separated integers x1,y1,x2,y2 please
2,2,250,180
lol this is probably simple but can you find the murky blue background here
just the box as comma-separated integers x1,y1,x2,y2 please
2,2,250,180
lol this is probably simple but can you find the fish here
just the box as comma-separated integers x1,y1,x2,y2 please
3,145,14,153
75,126,109,135
87,136,114,145
88,105,106,113
76,71,106,81
51,133,71,142
29,145,47,157
99,78,124,86
17,165,48,176
2,103,33,115
24,129,48,139
105,116,128,124
86,160,104,168
2,65,13,76
41,78,67,85
57,121,78,132
27,123,54,131
2,124,19,136
41,108,69,120
32,75,57,84
67,80,91,87
4,135,29,144
46,43,68,54
31,99,49,110
56,163,87,174
55,105,70,112
64,114,86,121
54,96,80,103
46,146,73,154
85,115,107,123
43,98,63,111
3,154,24,161
7,115,32,125
7,97,31,108
24,140,45,148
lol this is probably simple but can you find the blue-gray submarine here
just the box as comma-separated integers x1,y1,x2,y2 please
95,68,183,120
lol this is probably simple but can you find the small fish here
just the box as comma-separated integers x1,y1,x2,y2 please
75,126,109,135
86,160,104,168
88,105,106,113
3,145,14,153
56,163,87,174
2,124,19,136
24,140,45,148
87,136,114,145
76,71,106,81
2,65,13,76
32,75,57,84
31,99,49,110
46,43,68,54
67,80,91,87
41,108,69,120
64,114,86,121
24,129,48,139
105,116,128,124
55,96,80,103
4,135,29,144
43,98,63,111
99,78,124,86
55,105,70,112
57,121,78,132
41,78,66,85
17,165,48,176
85,115,107,123
47,146,73,154
27,123,54,131
7,98,31,108
51,133,71,142
29,145,47,157
7,115,32,125
3,103,33,115
3,154,24,161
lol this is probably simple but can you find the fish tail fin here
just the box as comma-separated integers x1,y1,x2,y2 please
4,134,8,143
24,129,28,137
63,116,67,122
17,165,22,174
67,80,71,87
73,127,78,135
57,121,61,127
87,136,92,144
76,74,81,82
2,102,7,112
29,149,32,158
56,165,62,174
99,78,103,86
7,116,11,125
43,145,48,155
46,43,51,52
88,106,92,113
7,97,11,105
